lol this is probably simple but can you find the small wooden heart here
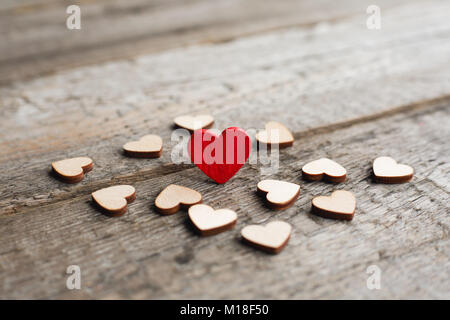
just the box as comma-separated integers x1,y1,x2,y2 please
51,157,93,183
155,184,202,214
174,114,214,131
302,158,346,183
373,156,414,183
241,221,292,254
256,121,294,148
312,190,355,221
92,185,136,217
257,179,300,210
123,134,163,158
188,204,237,236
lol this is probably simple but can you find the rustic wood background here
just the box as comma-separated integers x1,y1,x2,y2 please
0,0,449,299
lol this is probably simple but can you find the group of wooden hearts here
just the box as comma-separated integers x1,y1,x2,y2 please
51,115,414,254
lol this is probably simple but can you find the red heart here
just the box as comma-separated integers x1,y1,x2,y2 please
188,127,251,184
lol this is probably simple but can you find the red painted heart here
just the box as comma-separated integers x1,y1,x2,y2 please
188,127,251,184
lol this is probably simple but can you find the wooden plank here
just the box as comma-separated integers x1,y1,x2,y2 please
0,0,416,85
1,1,450,214
0,103,448,299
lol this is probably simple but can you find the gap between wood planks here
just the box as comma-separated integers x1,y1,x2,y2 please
1,94,448,216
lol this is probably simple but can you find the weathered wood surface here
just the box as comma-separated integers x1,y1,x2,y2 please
2,0,450,215
0,0,449,299
1,102,448,299
0,0,415,85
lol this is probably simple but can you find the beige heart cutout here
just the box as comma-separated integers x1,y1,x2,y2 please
257,179,300,210
241,221,292,254
256,121,294,148
123,134,163,158
52,157,93,183
302,158,346,182
155,184,202,215
188,204,237,236
373,156,414,183
174,115,214,131
312,190,355,220
92,185,136,216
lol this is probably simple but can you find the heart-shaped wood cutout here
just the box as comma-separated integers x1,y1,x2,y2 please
257,179,300,210
256,121,294,148
188,204,237,236
155,184,202,215
241,221,292,254
174,114,214,131
123,134,163,158
52,157,93,183
312,190,356,220
92,185,136,217
373,156,414,183
188,127,251,184
302,158,347,183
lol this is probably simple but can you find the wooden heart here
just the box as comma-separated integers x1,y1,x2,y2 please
188,127,251,184
302,158,347,183
92,185,136,217
241,221,292,254
123,134,163,158
257,179,300,210
155,184,202,215
256,121,294,148
52,157,93,183
373,156,414,183
312,190,356,220
174,114,214,131
188,204,237,236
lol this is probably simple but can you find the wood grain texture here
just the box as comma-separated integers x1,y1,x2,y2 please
0,0,449,299
0,0,416,85
0,103,448,299
1,0,450,215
